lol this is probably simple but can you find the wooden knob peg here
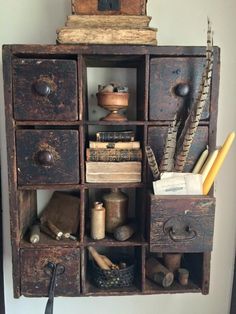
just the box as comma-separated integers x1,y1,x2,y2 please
175,83,190,97
34,80,52,96
36,150,54,166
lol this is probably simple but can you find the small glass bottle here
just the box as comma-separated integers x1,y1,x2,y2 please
103,188,128,233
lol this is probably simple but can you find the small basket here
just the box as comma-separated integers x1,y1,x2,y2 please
91,259,135,289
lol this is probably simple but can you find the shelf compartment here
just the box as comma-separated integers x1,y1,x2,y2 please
148,194,215,253
84,55,147,122
83,246,142,295
84,187,145,243
21,190,82,246
20,248,80,297
147,125,209,174
144,252,207,294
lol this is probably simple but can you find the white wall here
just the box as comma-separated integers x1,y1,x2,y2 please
0,1,236,313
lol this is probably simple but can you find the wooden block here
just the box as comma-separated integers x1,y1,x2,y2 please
57,27,157,45
71,0,147,15
66,15,151,28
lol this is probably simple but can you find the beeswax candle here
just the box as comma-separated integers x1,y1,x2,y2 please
203,132,235,195
192,147,209,174
200,149,219,181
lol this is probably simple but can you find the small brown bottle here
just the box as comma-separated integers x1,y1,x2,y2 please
103,188,128,233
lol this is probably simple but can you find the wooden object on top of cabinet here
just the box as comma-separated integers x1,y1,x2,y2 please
2,44,220,298
72,0,147,15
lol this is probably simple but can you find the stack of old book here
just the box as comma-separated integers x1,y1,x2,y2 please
57,14,157,45
86,130,142,183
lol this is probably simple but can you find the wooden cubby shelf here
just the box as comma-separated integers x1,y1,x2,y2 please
2,44,220,298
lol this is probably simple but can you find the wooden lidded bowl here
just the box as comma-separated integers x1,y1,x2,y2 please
96,92,129,121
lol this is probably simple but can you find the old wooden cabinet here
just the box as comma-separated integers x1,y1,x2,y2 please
2,44,220,298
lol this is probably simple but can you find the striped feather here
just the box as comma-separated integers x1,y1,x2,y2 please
160,115,179,172
174,19,213,172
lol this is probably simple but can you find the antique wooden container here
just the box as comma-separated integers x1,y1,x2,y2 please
72,0,147,15
148,194,215,253
2,44,220,298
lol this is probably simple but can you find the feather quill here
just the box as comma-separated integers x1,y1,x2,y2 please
145,145,160,180
174,19,214,172
160,115,179,172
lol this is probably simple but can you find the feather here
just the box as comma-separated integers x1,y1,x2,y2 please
145,145,160,180
174,19,214,172
160,115,179,172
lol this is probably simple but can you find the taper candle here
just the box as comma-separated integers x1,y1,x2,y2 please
192,147,209,174
203,132,235,195
200,149,219,181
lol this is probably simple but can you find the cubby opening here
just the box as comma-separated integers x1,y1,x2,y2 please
84,55,147,121
84,187,146,245
20,189,82,247
144,252,205,294
83,246,142,295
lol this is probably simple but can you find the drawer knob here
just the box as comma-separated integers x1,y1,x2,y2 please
36,150,54,166
175,83,190,97
34,80,52,96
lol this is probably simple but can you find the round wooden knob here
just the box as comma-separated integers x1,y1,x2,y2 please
36,150,54,166
34,80,51,96
175,83,190,97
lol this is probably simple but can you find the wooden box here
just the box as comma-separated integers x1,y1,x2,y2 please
148,194,215,253
72,0,147,15
2,45,220,298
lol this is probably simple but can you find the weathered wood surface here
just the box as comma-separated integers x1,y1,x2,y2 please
13,59,78,121
149,57,210,121
20,248,80,296
72,0,147,15
149,195,215,252
57,27,157,45
16,130,80,185
66,15,151,28
2,44,220,298
148,126,209,173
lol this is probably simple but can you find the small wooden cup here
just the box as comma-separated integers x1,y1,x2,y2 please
178,268,189,286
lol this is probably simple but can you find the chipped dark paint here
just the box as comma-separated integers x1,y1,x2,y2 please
13,59,78,121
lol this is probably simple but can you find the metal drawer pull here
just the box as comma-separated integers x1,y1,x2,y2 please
44,262,65,314
169,226,197,242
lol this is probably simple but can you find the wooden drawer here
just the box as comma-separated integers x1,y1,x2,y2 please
20,248,80,297
16,130,79,185
149,194,215,253
148,126,208,173
149,57,210,121
13,59,78,121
